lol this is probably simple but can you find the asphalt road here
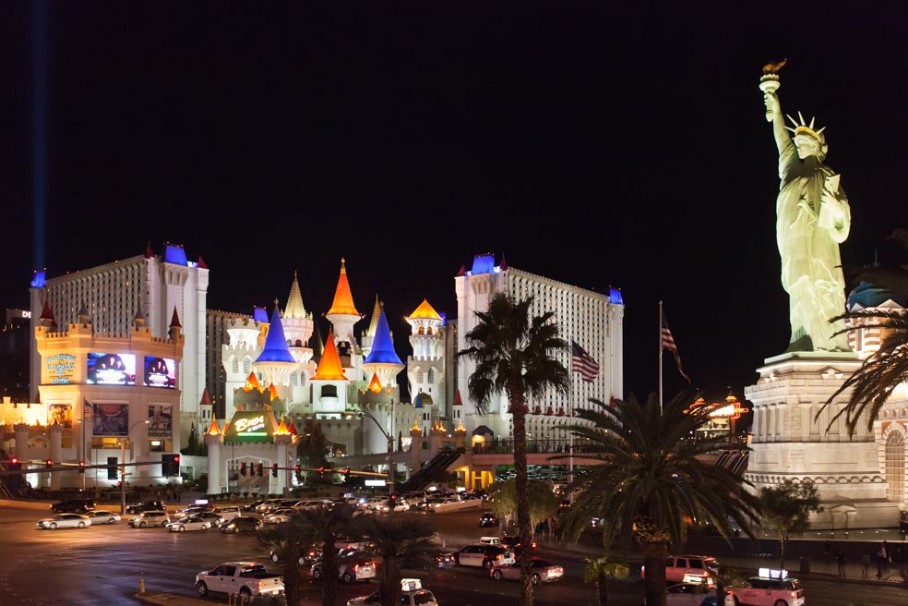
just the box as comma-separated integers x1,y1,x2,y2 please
1,502,906,606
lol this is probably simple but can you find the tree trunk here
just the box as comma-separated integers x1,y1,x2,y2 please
779,535,787,571
642,540,669,606
512,399,534,606
596,570,608,606
321,533,339,606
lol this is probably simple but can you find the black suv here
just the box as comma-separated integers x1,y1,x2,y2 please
50,498,95,513
125,500,166,515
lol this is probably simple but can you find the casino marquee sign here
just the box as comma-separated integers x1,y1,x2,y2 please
224,410,281,444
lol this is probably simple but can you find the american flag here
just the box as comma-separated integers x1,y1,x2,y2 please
83,399,94,418
661,316,691,382
571,340,600,383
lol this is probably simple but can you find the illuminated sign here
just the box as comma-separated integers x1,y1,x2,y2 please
87,353,137,386
143,356,176,389
234,415,266,434
46,353,76,384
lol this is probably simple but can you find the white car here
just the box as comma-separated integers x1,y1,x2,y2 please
347,578,437,606
664,583,734,606
36,513,92,530
215,506,242,523
312,552,377,583
262,508,296,524
167,514,213,532
86,509,122,525
732,574,805,606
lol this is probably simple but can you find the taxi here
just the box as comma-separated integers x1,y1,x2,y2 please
346,577,439,606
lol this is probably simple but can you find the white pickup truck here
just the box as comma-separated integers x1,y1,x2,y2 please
195,561,285,602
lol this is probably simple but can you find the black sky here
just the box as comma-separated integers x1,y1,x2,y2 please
1,2,906,403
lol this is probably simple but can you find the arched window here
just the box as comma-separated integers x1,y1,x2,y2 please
427,368,434,383
231,358,239,374
321,385,337,398
243,357,252,375
885,431,905,503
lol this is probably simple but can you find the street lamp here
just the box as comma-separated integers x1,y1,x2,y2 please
361,399,396,496
120,419,149,515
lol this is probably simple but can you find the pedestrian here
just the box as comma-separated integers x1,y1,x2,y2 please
835,552,846,578
876,541,889,579
861,552,871,579
822,540,833,564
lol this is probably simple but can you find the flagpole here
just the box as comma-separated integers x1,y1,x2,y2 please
658,301,664,412
568,376,574,488
82,401,87,491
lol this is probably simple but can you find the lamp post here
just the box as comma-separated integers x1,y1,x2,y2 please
120,419,149,515
361,399,396,497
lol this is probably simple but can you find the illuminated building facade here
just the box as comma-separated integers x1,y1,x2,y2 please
28,242,209,449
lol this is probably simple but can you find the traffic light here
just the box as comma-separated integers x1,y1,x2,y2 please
387,494,397,511
256,463,263,477
294,464,300,474
271,463,278,478
45,459,53,469
240,462,247,476
341,467,350,482
107,456,118,480
316,466,324,479
161,453,180,476
8,457,21,471
78,461,86,474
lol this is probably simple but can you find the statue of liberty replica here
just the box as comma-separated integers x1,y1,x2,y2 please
759,59,851,353
745,61,897,531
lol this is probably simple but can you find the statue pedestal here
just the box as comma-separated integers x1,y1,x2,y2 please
744,351,899,529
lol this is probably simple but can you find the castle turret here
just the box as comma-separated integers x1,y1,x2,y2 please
253,301,301,388
325,258,362,347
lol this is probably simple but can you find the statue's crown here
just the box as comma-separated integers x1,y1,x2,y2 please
785,111,825,142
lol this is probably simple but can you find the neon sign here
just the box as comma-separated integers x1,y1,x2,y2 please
234,415,266,434
46,353,76,384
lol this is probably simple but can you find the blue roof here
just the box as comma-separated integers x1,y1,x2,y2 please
609,287,624,305
414,393,424,408
470,254,496,275
163,243,188,266
256,305,296,363
253,306,269,322
363,306,403,365
30,270,46,288
848,280,907,308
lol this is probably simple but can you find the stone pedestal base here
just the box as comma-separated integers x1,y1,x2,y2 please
744,351,899,529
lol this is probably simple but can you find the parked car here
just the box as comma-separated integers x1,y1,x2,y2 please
642,555,720,585
734,574,805,606
125,500,166,515
454,544,516,569
50,498,95,513
128,510,171,528
479,512,499,527
262,508,296,524
220,516,263,534
85,509,122,524
167,514,214,532
36,513,92,529
489,558,564,584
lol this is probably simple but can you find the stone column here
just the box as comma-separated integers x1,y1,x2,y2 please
204,430,222,496
13,423,30,461
274,433,292,496
49,423,63,491
410,425,422,470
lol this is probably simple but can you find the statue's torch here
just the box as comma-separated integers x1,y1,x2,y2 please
759,73,781,123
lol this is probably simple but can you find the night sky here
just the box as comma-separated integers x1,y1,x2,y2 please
1,2,905,403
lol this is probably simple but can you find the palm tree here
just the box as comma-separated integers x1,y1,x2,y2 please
557,392,762,606
458,292,569,606
353,514,440,606
582,555,629,606
258,503,355,606
819,228,908,436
